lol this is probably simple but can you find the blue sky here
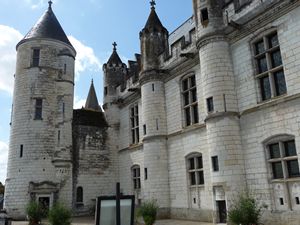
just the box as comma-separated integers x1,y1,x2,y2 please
0,0,193,184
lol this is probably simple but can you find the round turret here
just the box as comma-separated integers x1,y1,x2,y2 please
193,1,246,222
5,2,76,218
138,1,170,215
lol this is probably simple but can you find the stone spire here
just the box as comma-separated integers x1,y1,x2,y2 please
17,1,73,49
85,80,101,111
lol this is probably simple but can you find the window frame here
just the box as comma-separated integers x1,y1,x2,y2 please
181,74,199,127
265,136,300,181
212,156,219,172
130,104,139,144
32,48,40,67
132,165,141,190
186,153,205,187
252,31,286,102
34,98,43,120
76,186,83,204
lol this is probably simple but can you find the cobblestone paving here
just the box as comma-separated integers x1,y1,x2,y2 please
12,217,215,225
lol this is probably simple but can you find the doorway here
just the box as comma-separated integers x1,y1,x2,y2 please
38,197,50,217
217,200,227,223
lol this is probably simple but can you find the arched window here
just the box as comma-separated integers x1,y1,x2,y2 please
186,153,204,186
76,186,83,203
132,165,141,190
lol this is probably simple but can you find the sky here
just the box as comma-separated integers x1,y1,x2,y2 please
0,0,193,184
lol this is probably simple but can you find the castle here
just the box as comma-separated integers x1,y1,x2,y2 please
4,0,300,224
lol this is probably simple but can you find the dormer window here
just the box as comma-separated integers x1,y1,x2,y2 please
32,49,40,67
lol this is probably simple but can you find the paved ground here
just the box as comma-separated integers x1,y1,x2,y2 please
11,217,215,225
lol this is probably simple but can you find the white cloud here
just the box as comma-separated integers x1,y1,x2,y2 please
68,36,102,80
0,141,8,184
74,96,86,109
0,25,102,95
0,25,23,94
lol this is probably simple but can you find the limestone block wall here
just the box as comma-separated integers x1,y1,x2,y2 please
140,79,170,211
72,124,117,214
232,5,300,113
5,39,75,218
118,100,142,150
200,39,239,113
165,65,204,135
240,98,300,225
118,147,144,201
141,81,167,137
167,128,213,222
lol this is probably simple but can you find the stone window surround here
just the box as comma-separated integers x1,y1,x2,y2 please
264,134,300,181
129,103,139,145
131,165,141,190
31,48,40,67
181,73,199,128
186,152,205,187
264,134,300,211
34,98,43,120
250,27,287,103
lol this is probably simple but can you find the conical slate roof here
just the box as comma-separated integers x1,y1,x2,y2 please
17,2,73,48
144,6,166,31
85,80,101,111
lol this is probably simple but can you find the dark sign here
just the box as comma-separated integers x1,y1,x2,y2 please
95,195,135,225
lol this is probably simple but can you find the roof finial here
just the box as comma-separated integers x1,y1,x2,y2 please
48,0,53,8
150,0,156,9
91,79,94,84
112,42,117,51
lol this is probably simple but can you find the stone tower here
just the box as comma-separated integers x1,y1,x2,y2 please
139,2,170,216
103,43,126,126
102,43,127,192
193,0,246,222
4,1,76,218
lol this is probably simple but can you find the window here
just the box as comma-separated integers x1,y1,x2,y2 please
200,8,209,25
182,75,199,126
144,168,148,180
143,124,147,135
34,98,43,120
76,186,83,203
187,153,204,186
20,145,23,158
296,197,300,205
253,32,286,101
207,97,214,113
32,49,40,67
132,166,141,190
64,64,67,74
212,156,219,172
104,87,108,96
267,139,300,179
130,104,139,144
